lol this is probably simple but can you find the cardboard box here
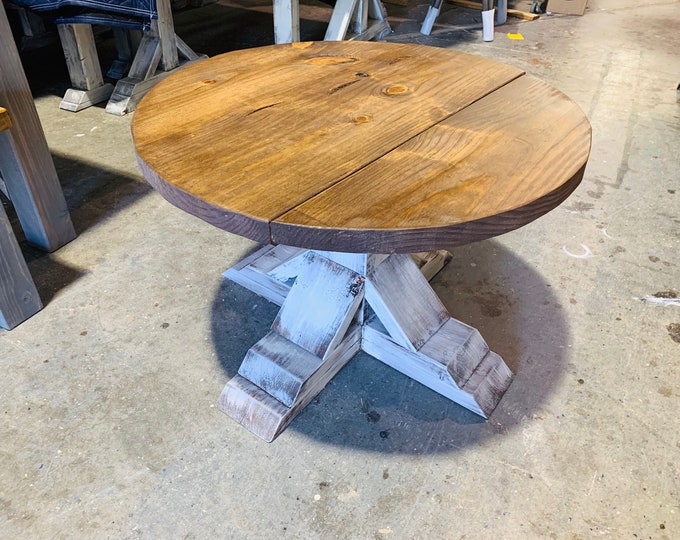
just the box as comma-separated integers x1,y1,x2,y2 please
547,0,588,15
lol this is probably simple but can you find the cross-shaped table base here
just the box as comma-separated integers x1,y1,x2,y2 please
217,245,512,442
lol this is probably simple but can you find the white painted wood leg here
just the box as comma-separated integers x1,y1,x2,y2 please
223,245,450,306
273,0,300,44
325,0,359,41
105,0,206,115
219,246,511,441
361,254,512,418
324,0,391,41
0,198,42,330
57,24,114,112
223,245,306,306
106,28,136,80
217,251,364,441
0,4,76,252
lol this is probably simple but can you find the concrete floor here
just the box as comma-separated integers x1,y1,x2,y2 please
2,0,679,538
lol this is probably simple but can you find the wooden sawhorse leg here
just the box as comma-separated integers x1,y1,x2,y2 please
218,246,512,442
272,0,391,44
0,6,76,253
421,0,507,36
0,109,41,329
324,0,391,41
0,196,42,330
105,0,206,115
273,0,300,44
57,23,115,112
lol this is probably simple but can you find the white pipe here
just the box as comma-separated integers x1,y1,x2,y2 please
482,9,494,41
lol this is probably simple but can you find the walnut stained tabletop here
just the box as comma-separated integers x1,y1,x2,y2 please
132,41,591,254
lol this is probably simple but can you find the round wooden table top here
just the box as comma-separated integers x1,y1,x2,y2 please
132,41,591,253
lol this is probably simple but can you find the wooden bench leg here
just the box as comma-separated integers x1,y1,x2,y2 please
105,0,205,115
105,28,139,80
0,6,76,253
57,23,114,112
421,0,508,36
0,197,42,330
273,0,300,44
325,0,391,41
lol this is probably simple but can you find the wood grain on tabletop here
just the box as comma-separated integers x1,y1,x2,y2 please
272,75,592,252
132,40,591,252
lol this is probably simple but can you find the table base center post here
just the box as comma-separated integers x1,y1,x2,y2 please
217,246,512,442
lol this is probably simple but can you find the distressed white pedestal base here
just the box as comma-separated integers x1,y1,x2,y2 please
217,245,512,442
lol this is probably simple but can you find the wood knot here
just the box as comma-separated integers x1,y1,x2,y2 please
382,84,410,96
201,79,216,85
307,55,359,66
353,115,372,124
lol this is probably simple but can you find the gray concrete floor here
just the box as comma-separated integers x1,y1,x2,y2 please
2,0,679,538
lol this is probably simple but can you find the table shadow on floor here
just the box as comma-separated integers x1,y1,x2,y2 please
50,153,154,236
211,239,570,454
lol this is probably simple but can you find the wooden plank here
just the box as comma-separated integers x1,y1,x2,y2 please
0,3,76,252
59,84,114,113
365,254,449,351
223,262,290,306
223,245,305,306
313,251,372,275
272,75,590,253
362,321,485,416
217,324,361,441
325,0,359,40
418,317,489,384
411,250,452,281
273,0,300,44
132,41,524,241
0,121,73,253
238,331,325,407
175,35,203,61
106,71,169,116
362,320,510,417
249,245,306,281
369,0,389,19
352,0,369,36
0,192,42,330
223,247,450,307
106,43,205,115
56,24,105,90
216,374,291,442
272,251,364,358
506,8,539,20
155,0,179,71
347,19,392,41
106,28,133,79
126,30,163,81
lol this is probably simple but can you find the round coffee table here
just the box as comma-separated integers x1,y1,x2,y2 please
132,41,591,441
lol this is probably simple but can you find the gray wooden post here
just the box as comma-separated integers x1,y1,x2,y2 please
0,2,76,252
0,187,42,330
57,23,114,111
